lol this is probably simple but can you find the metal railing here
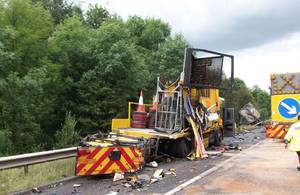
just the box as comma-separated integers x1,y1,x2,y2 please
0,147,77,171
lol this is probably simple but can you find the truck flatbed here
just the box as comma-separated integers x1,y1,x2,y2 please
113,128,190,139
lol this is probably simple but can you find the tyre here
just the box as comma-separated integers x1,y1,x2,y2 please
169,138,191,158
213,129,222,146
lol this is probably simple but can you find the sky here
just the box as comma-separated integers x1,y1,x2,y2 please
77,0,300,91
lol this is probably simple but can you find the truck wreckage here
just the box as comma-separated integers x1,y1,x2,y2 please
75,48,235,176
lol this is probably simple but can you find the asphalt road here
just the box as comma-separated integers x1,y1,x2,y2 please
180,138,300,194
23,127,265,195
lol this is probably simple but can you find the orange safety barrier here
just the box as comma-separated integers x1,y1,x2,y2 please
266,124,290,139
75,146,144,176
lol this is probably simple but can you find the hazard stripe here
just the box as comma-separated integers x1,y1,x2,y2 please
77,147,107,175
85,147,115,175
99,160,114,174
119,147,137,170
280,131,287,139
76,148,101,173
272,125,279,131
273,126,285,138
269,125,282,137
130,147,139,158
114,160,128,173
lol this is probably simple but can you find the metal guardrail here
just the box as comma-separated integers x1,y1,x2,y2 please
0,147,77,170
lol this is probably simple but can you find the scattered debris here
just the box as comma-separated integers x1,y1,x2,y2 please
72,184,81,194
228,143,242,151
166,157,172,163
152,169,164,180
150,178,159,184
48,182,63,188
166,168,176,176
122,183,131,188
106,191,118,195
254,136,261,140
146,161,158,168
186,152,196,160
206,151,222,156
127,175,137,183
32,187,42,193
239,102,261,125
113,173,125,182
73,184,81,188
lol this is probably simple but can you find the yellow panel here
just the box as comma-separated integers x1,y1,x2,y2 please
271,94,300,123
111,119,130,131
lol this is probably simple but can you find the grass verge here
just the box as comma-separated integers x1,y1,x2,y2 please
0,157,75,195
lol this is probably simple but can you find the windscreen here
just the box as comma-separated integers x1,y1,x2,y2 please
190,56,223,88
183,48,234,89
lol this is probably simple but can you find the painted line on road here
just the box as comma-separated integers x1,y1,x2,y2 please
164,141,263,195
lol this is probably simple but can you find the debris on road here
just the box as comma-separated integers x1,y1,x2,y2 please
32,187,42,193
206,151,223,156
166,157,172,163
166,168,176,176
72,184,81,194
73,184,81,188
146,161,158,168
239,102,261,125
153,169,164,180
106,191,118,195
122,183,131,188
113,173,125,182
186,152,196,160
224,143,242,151
49,182,63,188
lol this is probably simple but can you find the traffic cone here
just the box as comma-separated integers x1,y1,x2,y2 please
136,91,145,112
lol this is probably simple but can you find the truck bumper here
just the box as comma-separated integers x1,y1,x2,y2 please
75,146,144,176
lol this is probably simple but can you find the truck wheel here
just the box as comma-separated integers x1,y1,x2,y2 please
213,129,222,146
174,138,190,158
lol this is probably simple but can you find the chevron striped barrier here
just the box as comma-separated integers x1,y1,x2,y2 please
75,146,144,176
266,124,290,139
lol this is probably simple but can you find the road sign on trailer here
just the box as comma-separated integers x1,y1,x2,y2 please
272,94,300,123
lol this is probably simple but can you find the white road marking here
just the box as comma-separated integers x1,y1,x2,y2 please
164,141,262,195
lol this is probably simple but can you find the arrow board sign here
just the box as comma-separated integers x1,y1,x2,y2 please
278,98,300,119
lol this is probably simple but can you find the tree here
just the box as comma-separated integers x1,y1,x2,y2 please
0,0,53,75
33,0,83,24
74,19,149,132
85,4,110,29
151,34,189,81
221,78,254,123
127,16,171,50
55,111,79,148
251,85,271,120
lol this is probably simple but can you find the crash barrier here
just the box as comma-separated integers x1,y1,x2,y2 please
0,147,77,172
266,124,290,139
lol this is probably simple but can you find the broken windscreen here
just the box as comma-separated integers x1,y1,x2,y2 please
183,48,233,89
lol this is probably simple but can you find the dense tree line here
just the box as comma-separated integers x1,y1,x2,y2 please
0,0,270,156
0,0,188,155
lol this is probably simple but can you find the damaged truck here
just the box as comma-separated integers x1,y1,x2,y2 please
75,48,235,176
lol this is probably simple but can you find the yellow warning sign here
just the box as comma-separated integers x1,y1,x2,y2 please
271,94,300,123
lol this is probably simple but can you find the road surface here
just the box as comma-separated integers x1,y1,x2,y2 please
179,139,300,195
19,128,269,195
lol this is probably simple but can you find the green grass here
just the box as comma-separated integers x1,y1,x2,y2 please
0,157,76,195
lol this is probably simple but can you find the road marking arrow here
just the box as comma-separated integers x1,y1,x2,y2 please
280,102,297,115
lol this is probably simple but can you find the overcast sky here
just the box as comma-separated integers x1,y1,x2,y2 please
77,0,300,91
